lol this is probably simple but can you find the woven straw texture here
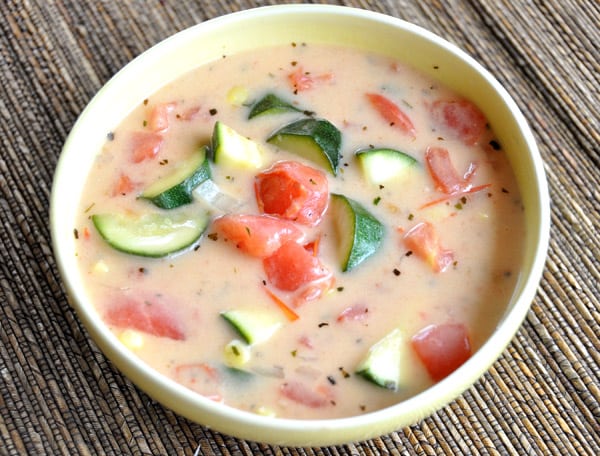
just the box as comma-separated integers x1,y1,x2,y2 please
1,0,598,454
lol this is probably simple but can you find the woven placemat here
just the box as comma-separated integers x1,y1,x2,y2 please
1,0,598,454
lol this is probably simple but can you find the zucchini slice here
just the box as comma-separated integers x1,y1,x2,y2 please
356,328,407,391
248,93,302,119
356,148,418,184
330,193,385,272
211,121,263,169
221,309,283,345
140,146,211,209
92,211,210,257
267,118,341,175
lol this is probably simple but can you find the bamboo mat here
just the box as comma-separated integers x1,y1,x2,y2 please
1,0,598,454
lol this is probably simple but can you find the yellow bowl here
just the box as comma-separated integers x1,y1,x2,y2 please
51,4,550,446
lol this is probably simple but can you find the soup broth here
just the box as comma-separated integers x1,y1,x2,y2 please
74,43,525,419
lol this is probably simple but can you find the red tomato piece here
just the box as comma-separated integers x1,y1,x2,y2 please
425,146,477,195
336,304,370,322
173,363,223,402
212,214,305,258
411,323,471,381
148,103,175,133
403,221,454,272
366,92,416,138
112,173,135,196
263,241,332,292
130,131,163,163
255,161,329,227
288,65,334,92
430,99,487,145
104,293,185,340
280,380,333,408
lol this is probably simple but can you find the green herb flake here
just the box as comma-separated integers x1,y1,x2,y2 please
373,196,381,205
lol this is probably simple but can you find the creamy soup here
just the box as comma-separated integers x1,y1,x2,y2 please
74,43,525,419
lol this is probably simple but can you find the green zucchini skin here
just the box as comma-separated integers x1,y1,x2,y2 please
330,193,385,272
267,118,342,175
141,146,211,209
92,211,210,257
248,93,302,118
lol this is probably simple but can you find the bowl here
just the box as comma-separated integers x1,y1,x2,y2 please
50,4,550,446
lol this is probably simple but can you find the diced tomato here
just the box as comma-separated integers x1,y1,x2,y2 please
336,304,369,322
430,99,487,145
263,241,332,293
104,293,185,340
293,274,335,307
112,173,135,196
403,221,454,272
366,93,416,138
212,214,305,258
288,65,334,92
130,131,163,163
173,363,223,401
411,323,471,381
425,146,475,194
148,103,175,133
179,106,202,121
255,160,329,227
280,380,333,408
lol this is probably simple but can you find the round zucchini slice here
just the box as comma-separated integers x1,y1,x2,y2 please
92,211,210,257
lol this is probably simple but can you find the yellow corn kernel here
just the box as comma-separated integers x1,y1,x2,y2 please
227,86,249,106
224,339,251,367
118,329,144,350
92,259,109,274
255,406,276,417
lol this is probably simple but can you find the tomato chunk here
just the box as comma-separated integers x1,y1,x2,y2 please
255,160,329,227
112,173,136,196
366,93,416,138
148,103,175,133
425,146,476,194
403,221,454,272
288,65,334,92
411,323,471,381
336,304,369,322
130,131,163,163
263,241,332,292
104,293,185,340
430,99,487,145
212,214,305,258
280,380,333,408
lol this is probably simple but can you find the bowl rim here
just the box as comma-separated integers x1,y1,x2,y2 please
50,3,551,446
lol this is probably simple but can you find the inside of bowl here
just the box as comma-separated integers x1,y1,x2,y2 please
51,5,549,446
